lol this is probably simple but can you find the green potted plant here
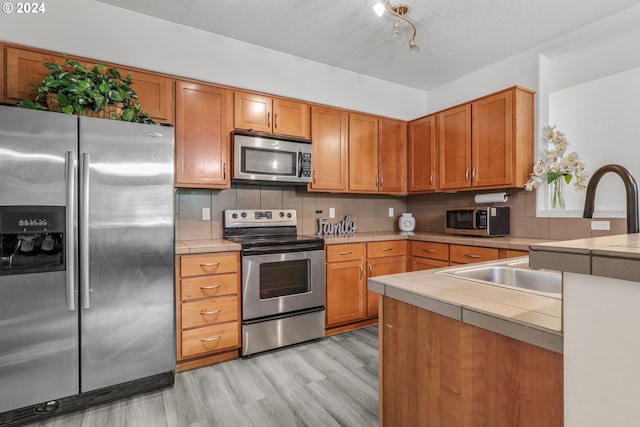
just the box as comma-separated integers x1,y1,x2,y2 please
17,56,154,124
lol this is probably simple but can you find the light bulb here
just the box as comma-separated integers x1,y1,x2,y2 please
373,2,385,17
391,20,401,36
409,38,420,53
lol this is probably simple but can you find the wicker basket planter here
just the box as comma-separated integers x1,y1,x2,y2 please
45,94,123,119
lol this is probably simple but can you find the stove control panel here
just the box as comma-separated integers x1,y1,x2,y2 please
224,209,297,228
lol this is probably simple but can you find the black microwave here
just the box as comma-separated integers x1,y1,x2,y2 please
445,207,510,237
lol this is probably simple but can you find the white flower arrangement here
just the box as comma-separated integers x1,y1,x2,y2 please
524,125,588,193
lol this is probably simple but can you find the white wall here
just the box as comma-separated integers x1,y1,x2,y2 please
0,0,427,120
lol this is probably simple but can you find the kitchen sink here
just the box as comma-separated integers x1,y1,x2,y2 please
437,258,562,298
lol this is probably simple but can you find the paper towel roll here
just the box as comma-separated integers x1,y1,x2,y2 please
474,192,509,204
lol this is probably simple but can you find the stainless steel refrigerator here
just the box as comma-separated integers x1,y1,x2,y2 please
0,105,175,425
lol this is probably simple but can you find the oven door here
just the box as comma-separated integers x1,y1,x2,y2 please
241,249,325,321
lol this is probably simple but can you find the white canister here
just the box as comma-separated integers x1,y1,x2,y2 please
399,213,416,231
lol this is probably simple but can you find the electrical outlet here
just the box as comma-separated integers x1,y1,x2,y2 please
591,220,610,231
329,208,336,218
202,207,211,221
388,207,394,217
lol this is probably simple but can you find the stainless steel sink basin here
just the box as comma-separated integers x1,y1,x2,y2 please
437,258,562,298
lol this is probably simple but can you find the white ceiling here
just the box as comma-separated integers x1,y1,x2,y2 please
96,0,640,91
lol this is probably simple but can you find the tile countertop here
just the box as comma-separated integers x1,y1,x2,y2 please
529,233,640,283
176,232,553,255
368,260,563,353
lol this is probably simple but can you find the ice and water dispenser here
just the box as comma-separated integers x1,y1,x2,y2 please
0,206,65,275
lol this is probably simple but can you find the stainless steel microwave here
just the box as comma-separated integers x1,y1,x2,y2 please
232,131,312,185
445,207,510,237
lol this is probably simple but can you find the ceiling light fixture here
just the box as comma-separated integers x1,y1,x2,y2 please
373,1,420,53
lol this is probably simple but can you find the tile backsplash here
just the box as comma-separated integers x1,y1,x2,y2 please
175,186,626,241
175,185,407,240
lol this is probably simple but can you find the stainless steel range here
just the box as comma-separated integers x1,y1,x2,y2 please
223,209,325,356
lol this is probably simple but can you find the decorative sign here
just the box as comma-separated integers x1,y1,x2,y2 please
317,215,358,236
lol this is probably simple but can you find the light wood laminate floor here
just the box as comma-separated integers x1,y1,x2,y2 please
25,326,379,427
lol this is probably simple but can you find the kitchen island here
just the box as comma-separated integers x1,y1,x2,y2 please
529,234,640,427
368,259,563,427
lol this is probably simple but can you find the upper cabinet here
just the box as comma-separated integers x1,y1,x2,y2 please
438,86,534,191
309,106,348,192
408,115,438,193
175,80,232,189
348,114,407,194
2,45,174,123
233,91,310,139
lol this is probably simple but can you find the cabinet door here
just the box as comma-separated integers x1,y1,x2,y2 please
472,90,513,187
367,256,406,317
120,68,174,124
408,115,438,192
349,113,379,192
273,98,310,139
175,81,231,188
378,118,407,194
233,91,272,133
4,46,65,103
326,260,366,326
438,104,472,190
309,106,348,191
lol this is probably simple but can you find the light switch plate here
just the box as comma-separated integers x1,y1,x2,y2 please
329,208,335,218
591,220,610,230
389,207,394,217
202,207,211,221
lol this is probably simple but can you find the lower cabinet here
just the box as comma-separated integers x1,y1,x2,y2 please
325,241,406,334
380,297,563,427
410,241,450,271
176,252,241,372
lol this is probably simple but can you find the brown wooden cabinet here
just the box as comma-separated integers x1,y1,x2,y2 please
366,241,406,317
449,244,500,265
326,243,366,328
326,241,406,333
2,44,174,123
308,106,349,191
176,252,241,372
438,86,534,191
233,91,310,139
380,297,562,427
175,80,232,189
348,114,406,194
408,115,438,192
409,241,450,271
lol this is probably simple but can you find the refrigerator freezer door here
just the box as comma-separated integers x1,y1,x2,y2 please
78,117,175,392
0,107,79,412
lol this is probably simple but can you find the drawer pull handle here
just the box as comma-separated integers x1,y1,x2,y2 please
338,251,352,255
200,262,221,267
465,254,482,258
200,285,221,290
200,309,222,315
200,336,222,343
423,249,437,253
381,248,393,251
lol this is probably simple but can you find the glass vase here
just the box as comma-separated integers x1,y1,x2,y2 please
550,178,565,209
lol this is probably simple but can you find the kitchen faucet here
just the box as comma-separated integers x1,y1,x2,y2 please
583,164,639,233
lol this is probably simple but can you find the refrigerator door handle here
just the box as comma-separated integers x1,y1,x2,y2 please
80,152,91,310
65,151,76,311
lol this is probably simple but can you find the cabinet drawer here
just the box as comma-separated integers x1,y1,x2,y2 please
326,243,365,262
181,322,239,358
410,257,449,271
410,241,449,262
181,296,238,329
181,273,238,301
449,244,500,264
180,252,238,277
367,241,407,258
